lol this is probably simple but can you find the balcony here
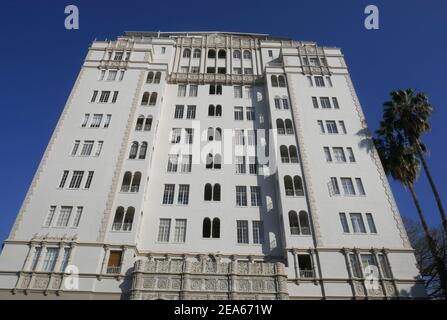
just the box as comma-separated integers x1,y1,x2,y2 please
299,269,315,279
106,266,121,274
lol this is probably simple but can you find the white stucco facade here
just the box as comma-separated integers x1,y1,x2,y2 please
0,31,426,299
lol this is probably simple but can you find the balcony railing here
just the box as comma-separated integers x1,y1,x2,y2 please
290,227,300,235
300,269,315,279
106,266,121,274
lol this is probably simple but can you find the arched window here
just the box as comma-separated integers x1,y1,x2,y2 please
209,85,216,95
276,119,285,135
208,49,216,58
183,48,191,58
208,104,215,116
215,128,222,141
289,146,298,163
215,105,222,117
233,50,241,59
112,206,125,231
129,142,139,159
139,142,147,159
206,153,214,169
149,92,157,106
285,119,294,134
243,50,251,59
216,85,222,95
289,211,300,235
299,211,311,235
271,75,278,87
218,49,226,59
121,172,132,192
193,49,201,58
278,75,286,87
207,127,214,141
203,218,211,238
154,72,161,84
123,207,135,231
280,145,289,163
213,184,221,201
135,115,144,131
212,218,220,238
144,116,152,131
284,175,294,196
294,176,304,196
274,97,281,109
204,183,212,201
141,92,150,105
131,172,142,192
214,154,222,169
146,72,154,83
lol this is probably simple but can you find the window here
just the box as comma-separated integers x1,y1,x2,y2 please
244,68,253,75
177,85,186,97
320,97,331,109
56,206,72,227
237,220,249,244
107,251,122,274
144,117,152,131
69,171,84,189
250,186,262,206
207,67,216,74
203,218,220,238
326,121,338,134
218,49,226,59
294,176,304,196
104,114,112,128
233,67,242,74
235,129,245,146
274,97,281,109
235,156,246,174
112,91,118,103
236,186,247,206
59,171,69,188
289,146,299,163
141,92,150,105
193,49,201,58
215,105,222,117
178,184,190,205
149,92,157,106
332,97,339,109
247,130,256,146
174,105,184,119
379,254,392,278
278,76,286,87
174,219,187,243
218,67,226,74
129,142,139,159
181,155,192,173
233,50,241,59
190,66,199,74
204,183,220,201
315,76,325,87
90,114,103,128
171,128,182,143
366,213,377,233
349,254,362,278
356,178,366,195
114,52,123,61
84,171,94,189
71,140,80,156
119,70,125,81
31,247,41,271
339,213,350,233
135,117,144,131
213,154,222,170
289,211,300,235
161,47,166,54
252,221,264,244
282,97,289,109
333,147,346,162
312,97,319,109
346,147,356,162
167,154,179,172
317,120,325,133
361,254,377,273
189,85,198,97
243,50,251,59
280,145,289,163
268,50,273,57
202,218,211,238
234,86,242,98
146,72,154,83
182,48,191,58
249,156,258,174
338,121,347,134
60,248,71,272
81,114,90,127
244,86,253,99
180,66,189,73
285,119,294,134
208,49,216,58
107,70,117,81
99,91,110,103
341,178,356,196
216,85,222,95
42,248,58,272
72,206,83,227
302,57,309,66
44,206,56,227
307,76,313,87
324,147,332,162
298,255,314,278
310,57,319,66
139,142,147,159
154,72,161,84
162,184,175,204
112,207,124,230
330,177,340,195
350,213,366,233
325,76,332,87
246,107,255,121
99,70,106,81
185,128,193,144
234,107,244,120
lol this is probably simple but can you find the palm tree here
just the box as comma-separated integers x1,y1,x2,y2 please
382,89,447,234
374,133,447,298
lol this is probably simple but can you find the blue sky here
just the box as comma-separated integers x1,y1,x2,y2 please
0,0,446,243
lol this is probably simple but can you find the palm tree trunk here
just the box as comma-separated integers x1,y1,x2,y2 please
408,183,447,298
414,140,447,234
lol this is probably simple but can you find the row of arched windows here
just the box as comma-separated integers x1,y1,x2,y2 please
182,48,252,60
141,92,158,106
129,141,148,159
146,72,161,84
121,172,142,193
280,145,299,163
289,210,311,235
112,206,135,231
203,218,220,238
271,75,286,87
276,119,294,135
135,115,152,131
206,153,222,169
284,175,304,197
208,104,222,117
204,183,221,201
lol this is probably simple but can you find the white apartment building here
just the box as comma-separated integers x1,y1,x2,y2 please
0,31,426,299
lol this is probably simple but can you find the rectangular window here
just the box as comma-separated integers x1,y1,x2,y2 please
72,206,83,227
235,156,246,174
349,254,362,278
190,67,199,74
59,171,69,188
252,221,264,244
326,121,338,134
81,114,90,127
307,76,313,87
157,219,171,242
90,114,103,128
237,220,249,244
170,128,182,144
60,248,71,272
69,171,84,189
103,114,112,128
341,178,356,195
323,147,332,162
111,91,118,103
91,90,98,103
333,147,346,162
356,178,366,195
379,254,392,278
234,106,244,121
315,76,325,87
206,67,215,74
236,186,248,207
331,177,340,195
250,186,262,206
248,156,258,174
84,171,94,189
346,147,356,162
247,130,256,146
174,105,184,119
71,140,80,156
42,248,59,272
366,213,377,233
177,85,186,97
161,47,166,54
186,105,196,119
107,251,122,273
107,70,117,81
320,97,331,109
312,97,319,109
244,87,253,99
113,52,123,61
162,184,175,204
95,141,103,157
274,98,281,109
235,130,245,146
180,66,189,73
282,98,290,109
332,97,340,109
99,91,110,103
339,213,350,233
167,154,179,172
361,254,377,271
179,154,192,173
317,120,325,133
310,57,320,66
56,206,72,227
31,247,42,271
44,206,57,227
185,128,193,144
338,121,347,134
218,67,227,74
174,219,187,243
80,141,94,156
246,107,255,121
233,67,242,75
350,213,367,233
119,70,125,81
177,184,190,205
244,68,253,75
268,50,273,57
99,70,106,81
189,85,198,97
326,76,333,87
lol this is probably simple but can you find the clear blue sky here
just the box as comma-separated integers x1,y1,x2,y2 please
0,0,446,243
